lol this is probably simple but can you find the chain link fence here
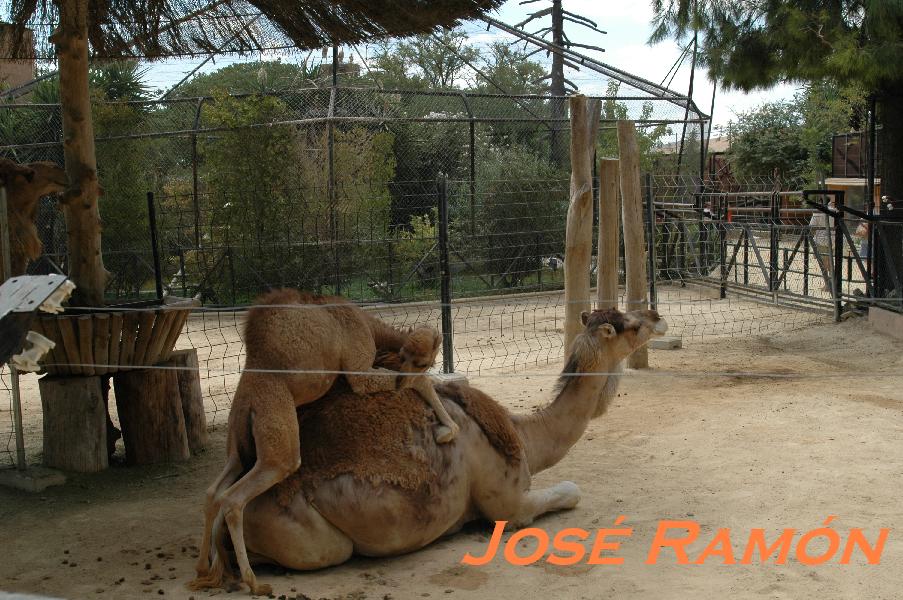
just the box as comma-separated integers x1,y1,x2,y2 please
7,86,837,469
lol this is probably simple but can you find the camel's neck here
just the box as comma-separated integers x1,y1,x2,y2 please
513,340,622,475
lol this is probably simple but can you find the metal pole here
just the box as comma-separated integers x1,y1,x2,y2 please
147,192,164,300
769,183,780,293
1,187,26,470
644,174,658,310
833,192,845,321
191,98,204,249
719,198,727,299
437,174,454,374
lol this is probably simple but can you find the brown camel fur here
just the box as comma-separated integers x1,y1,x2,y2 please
0,159,68,276
191,289,457,596
195,308,666,592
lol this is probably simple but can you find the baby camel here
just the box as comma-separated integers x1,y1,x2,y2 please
191,289,456,596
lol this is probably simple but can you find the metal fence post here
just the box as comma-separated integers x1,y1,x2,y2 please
644,173,657,310
1,186,27,470
147,192,163,300
719,198,727,299
769,186,780,293
833,192,845,321
191,97,204,249
437,174,454,374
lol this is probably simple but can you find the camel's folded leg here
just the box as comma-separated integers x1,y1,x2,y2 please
406,376,459,443
477,481,581,528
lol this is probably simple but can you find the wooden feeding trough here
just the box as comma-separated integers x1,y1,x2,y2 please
34,297,207,472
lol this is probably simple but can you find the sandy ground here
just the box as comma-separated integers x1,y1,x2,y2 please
1,313,901,600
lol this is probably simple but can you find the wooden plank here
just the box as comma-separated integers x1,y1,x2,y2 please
618,120,649,369
158,308,189,363
598,157,620,310
108,312,123,370
144,309,177,367
564,94,601,357
57,315,82,376
132,310,157,368
92,313,110,376
119,311,140,369
31,317,65,375
76,315,95,376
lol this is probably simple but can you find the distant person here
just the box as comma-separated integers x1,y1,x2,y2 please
809,198,836,292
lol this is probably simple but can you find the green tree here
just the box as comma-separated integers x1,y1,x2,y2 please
373,29,478,89
725,101,807,179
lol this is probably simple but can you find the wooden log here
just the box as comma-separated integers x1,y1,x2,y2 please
57,315,82,375
92,313,109,376
617,120,649,369
76,314,94,376
132,310,157,368
119,311,139,368
564,94,601,357
39,375,108,472
598,157,621,310
166,349,207,454
144,309,176,368
113,367,190,465
158,309,189,363
108,312,123,370
32,317,66,375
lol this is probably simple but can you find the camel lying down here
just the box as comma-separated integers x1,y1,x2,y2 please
198,308,666,592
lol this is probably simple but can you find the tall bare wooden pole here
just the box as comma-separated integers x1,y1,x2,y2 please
564,94,600,356
52,0,108,306
597,157,620,310
617,120,649,368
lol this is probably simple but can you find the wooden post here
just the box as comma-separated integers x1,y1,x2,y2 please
114,367,190,465
168,349,207,454
617,120,649,368
597,158,620,310
39,375,108,472
564,94,601,356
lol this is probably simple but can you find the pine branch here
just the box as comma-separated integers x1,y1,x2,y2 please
515,7,552,28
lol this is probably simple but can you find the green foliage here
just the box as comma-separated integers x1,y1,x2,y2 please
372,30,478,89
650,1,903,92
722,81,865,182
597,81,670,171
726,101,807,179
472,145,569,287
175,60,317,97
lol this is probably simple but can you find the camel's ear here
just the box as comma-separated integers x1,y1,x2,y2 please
581,311,590,326
598,323,617,339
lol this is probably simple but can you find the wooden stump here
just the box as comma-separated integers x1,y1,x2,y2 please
39,375,108,472
114,366,190,465
169,349,207,454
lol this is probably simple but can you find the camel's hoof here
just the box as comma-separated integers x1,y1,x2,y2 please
251,582,272,596
434,424,458,444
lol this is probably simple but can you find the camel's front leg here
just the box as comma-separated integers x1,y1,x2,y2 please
477,481,581,528
404,375,459,443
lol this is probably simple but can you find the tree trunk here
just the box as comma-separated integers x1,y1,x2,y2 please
40,375,108,472
549,0,566,167
52,0,107,306
564,95,601,356
113,367,191,465
618,120,649,369
597,157,620,310
169,349,207,454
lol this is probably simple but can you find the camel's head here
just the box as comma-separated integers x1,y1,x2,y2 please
27,161,68,196
580,307,668,361
399,326,442,373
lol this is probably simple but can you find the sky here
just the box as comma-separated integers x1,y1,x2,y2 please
138,0,797,134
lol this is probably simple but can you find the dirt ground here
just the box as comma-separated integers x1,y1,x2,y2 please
1,313,901,599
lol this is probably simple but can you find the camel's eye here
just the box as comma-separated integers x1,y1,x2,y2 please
414,361,430,369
